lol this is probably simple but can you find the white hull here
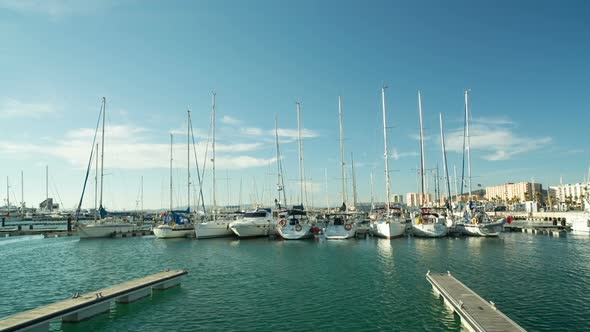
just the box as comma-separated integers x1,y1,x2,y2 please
78,223,139,238
153,225,194,238
230,222,271,238
277,224,312,240
571,216,590,233
324,224,357,240
372,221,406,239
412,223,448,238
461,219,505,237
194,221,235,239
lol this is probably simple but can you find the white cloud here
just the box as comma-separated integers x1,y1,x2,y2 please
0,0,120,17
0,123,272,170
0,98,56,118
221,115,241,126
390,148,419,160
445,117,552,161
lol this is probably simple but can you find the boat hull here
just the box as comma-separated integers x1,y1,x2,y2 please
461,219,505,237
372,221,406,239
77,223,139,238
277,224,312,240
153,225,194,238
230,222,271,238
412,223,448,238
194,221,235,239
324,224,357,240
571,216,590,233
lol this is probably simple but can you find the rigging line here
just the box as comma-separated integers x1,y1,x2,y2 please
76,102,103,220
189,116,206,213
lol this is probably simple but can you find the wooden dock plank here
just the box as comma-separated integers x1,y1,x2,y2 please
427,272,525,332
0,270,187,332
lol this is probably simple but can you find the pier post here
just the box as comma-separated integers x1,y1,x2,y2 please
1,217,4,227
67,217,72,232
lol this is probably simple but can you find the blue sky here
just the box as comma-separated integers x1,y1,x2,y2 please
1,0,589,210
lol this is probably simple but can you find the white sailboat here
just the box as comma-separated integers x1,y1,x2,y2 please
195,93,236,239
411,90,448,238
77,97,140,238
153,122,194,239
458,90,506,237
371,86,406,239
325,96,357,239
276,105,313,240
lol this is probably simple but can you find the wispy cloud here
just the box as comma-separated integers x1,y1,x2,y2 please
0,98,56,118
390,148,419,160
445,117,552,161
0,123,272,170
0,0,120,17
221,115,241,126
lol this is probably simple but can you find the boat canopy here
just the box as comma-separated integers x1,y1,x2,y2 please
244,211,268,218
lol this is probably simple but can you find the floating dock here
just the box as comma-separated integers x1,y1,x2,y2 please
0,269,188,332
426,271,525,332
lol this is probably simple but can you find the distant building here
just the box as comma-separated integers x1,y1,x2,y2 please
550,183,588,206
405,193,432,207
485,182,542,203
391,194,404,204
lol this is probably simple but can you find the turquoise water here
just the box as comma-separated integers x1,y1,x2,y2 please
1,232,589,331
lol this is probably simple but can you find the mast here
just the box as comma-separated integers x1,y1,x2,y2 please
338,96,347,207
274,114,287,207
141,175,144,220
297,102,305,206
418,90,426,207
465,89,473,202
440,113,452,210
351,153,358,209
324,168,329,209
187,110,191,211
381,85,391,212
45,165,48,202
370,171,374,209
453,164,458,202
212,92,217,220
6,177,9,215
169,133,173,213
20,170,24,216
94,144,98,220
99,97,106,216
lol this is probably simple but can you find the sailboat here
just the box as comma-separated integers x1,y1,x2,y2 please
153,116,195,238
276,105,313,240
325,96,358,240
77,97,140,238
194,93,236,239
458,90,506,236
371,86,407,239
411,90,449,238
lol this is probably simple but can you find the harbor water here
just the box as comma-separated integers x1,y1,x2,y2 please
1,232,589,331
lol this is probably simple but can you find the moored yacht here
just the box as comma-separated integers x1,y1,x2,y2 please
411,208,449,238
230,208,274,238
153,212,194,238
324,213,357,239
276,208,313,240
372,207,406,239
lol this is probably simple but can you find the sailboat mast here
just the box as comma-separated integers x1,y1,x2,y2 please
370,171,375,209
274,114,287,207
45,165,48,201
418,90,426,206
187,110,191,211
324,168,329,209
169,133,173,213
141,175,144,219
94,144,98,220
338,96,347,207
6,177,9,214
381,86,391,212
351,153,358,209
212,92,217,220
296,102,304,206
465,89,473,202
20,170,24,215
439,113,452,209
99,97,106,214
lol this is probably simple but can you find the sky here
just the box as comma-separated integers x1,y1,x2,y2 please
1,0,589,210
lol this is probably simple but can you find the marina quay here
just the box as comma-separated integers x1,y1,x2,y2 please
1,1,589,331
